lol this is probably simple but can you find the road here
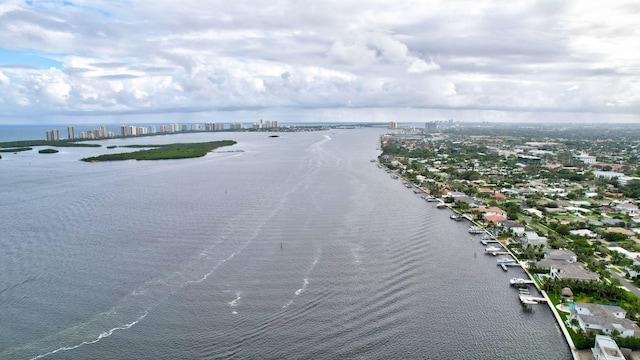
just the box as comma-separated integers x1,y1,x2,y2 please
609,269,640,298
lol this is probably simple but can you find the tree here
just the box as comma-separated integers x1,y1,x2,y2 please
604,232,629,243
556,224,571,236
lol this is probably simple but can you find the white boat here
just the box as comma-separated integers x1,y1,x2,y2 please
485,246,501,252
510,278,527,285
496,257,516,263
468,226,484,234
436,203,447,209
450,213,463,221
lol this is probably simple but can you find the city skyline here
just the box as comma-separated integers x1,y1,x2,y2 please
49,119,282,140
0,1,639,125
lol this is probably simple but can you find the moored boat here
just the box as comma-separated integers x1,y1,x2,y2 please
468,226,484,234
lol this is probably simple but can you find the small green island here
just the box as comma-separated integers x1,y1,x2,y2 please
0,147,32,153
81,140,237,162
38,148,59,154
0,140,100,148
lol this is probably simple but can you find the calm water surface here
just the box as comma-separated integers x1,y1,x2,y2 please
0,128,571,359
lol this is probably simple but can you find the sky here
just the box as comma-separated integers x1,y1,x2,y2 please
0,0,639,125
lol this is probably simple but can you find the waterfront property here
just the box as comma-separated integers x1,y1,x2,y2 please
536,249,600,281
571,302,640,338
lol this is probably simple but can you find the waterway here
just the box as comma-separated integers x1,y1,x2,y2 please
0,128,571,359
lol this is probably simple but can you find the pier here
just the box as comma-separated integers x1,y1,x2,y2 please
518,294,547,304
498,262,522,271
480,239,499,245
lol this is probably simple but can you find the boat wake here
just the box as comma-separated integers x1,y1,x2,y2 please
294,279,309,296
228,292,241,307
22,311,148,360
283,256,319,308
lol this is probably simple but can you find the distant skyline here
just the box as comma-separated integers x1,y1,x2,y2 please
0,0,639,125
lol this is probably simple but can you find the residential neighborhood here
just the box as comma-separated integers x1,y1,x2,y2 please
379,122,640,354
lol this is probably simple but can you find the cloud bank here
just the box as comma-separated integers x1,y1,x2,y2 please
0,0,638,124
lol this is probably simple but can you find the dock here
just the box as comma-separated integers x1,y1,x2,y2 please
498,262,522,271
480,239,499,245
519,294,548,304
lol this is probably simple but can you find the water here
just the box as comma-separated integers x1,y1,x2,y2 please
0,128,571,359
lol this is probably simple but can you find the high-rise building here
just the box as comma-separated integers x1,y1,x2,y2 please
425,121,438,133
46,129,60,141
67,126,74,140
388,122,397,129
120,125,137,137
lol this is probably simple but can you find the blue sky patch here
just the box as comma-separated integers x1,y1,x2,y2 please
0,48,63,68
25,0,111,17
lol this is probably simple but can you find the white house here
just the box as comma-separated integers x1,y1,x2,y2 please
576,153,597,164
573,302,637,338
570,229,597,238
537,250,600,281
497,219,526,235
520,231,547,245
615,202,639,214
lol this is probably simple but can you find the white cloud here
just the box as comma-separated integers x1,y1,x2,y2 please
0,0,637,123
0,70,9,85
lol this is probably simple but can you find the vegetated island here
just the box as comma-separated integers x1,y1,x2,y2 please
0,147,32,153
0,140,101,149
81,140,237,162
38,148,59,154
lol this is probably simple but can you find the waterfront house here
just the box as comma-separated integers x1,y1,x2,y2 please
497,219,525,235
477,206,507,217
573,303,638,338
536,249,600,281
591,335,624,360
484,214,507,225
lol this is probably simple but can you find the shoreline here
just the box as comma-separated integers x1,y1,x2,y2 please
406,178,580,359
453,206,580,360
